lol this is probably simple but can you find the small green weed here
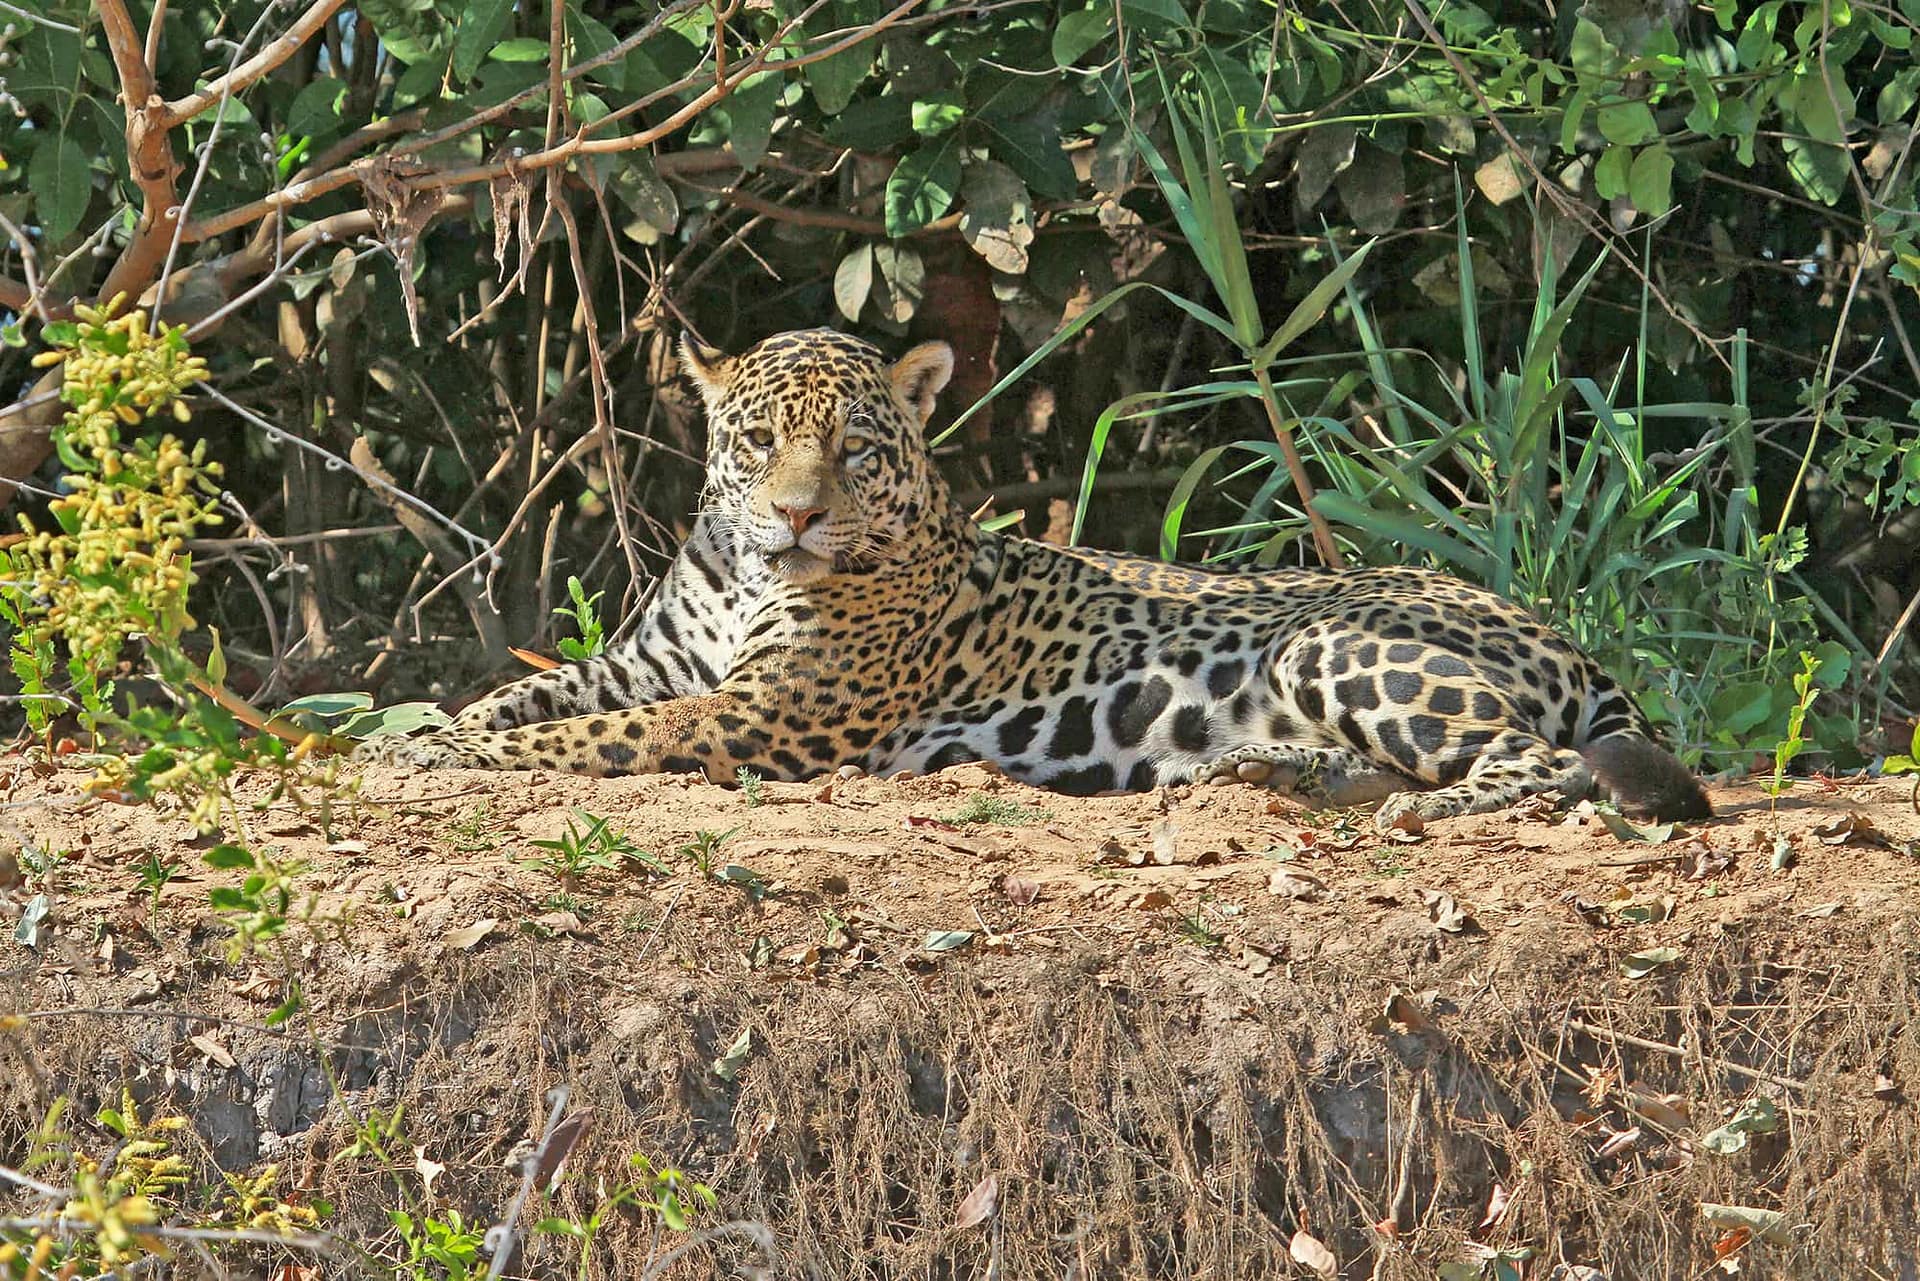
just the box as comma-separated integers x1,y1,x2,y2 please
390,1208,484,1280
1172,909,1224,949
676,827,740,875
537,1152,716,1277
553,575,607,661
942,792,1051,826
1765,650,1825,801
447,803,505,854
736,766,765,807
523,809,660,882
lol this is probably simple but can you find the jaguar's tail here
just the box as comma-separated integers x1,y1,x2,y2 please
1580,735,1712,821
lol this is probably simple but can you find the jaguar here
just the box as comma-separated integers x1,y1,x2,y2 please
359,328,1711,830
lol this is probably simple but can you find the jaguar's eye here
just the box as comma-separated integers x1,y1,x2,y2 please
843,434,872,457
744,427,774,451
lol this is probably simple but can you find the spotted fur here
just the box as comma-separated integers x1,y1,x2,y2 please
358,329,1711,830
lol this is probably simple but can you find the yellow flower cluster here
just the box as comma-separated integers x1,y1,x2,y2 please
219,1163,323,1235
14,297,222,660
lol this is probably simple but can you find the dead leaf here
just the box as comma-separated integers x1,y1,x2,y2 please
413,1146,446,1197
952,1173,999,1230
1288,1228,1338,1276
528,1108,594,1190
1001,875,1040,906
906,815,961,832
531,910,590,937
1684,839,1733,880
1378,987,1433,1034
1478,1182,1511,1228
1268,868,1326,901
189,1034,236,1069
1599,812,1676,844
1621,946,1682,978
1793,901,1842,919
509,646,562,670
1150,820,1178,865
1421,889,1473,933
1812,812,1887,847
444,917,498,950
923,929,975,953
1874,1073,1900,1099
232,973,279,1002
1625,1084,1690,1130
1699,1203,1793,1246
1131,888,1174,911
712,1027,754,1080
326,838,369,855
1383,809,1426,840
1594,1124,1641,1159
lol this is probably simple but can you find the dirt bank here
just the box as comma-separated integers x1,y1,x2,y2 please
4,761,1918,1279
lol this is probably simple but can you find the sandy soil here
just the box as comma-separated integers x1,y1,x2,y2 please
3,760,1918,1278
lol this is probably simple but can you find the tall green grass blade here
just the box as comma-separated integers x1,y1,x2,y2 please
1254,241,1376,368
1310,492,1494,579
1454,175,1487,425
1160,442,1285,560
939,282,1235,443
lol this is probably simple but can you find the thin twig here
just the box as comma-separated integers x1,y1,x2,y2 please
1564,1017,1811,1093
160,0,351,127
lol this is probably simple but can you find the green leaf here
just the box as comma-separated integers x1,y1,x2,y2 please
286,78,345,138
276,692,375,721
1809,640,1851,688
27,134,92,243
1120,0,1190,35
1710,679,1776,736
203,844,257,870
567,11,626,89
977,114,1079,200
1593,143,1632,199
338,702,455,739
884,134,962,235
489,37,551,62
1700,1097,1779,1154
1627,143,1674,216
1596,100,1657,146
452,0,516,83
207,887,249,910
727,72,782,170
1052,5,1112,66
1310,492,1493,578
825,95,913,150
805,44,871,114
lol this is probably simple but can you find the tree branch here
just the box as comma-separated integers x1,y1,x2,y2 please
160,0,351,127
177,0,925,241
93,0,184,305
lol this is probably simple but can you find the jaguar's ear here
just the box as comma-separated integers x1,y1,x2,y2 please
679,335,736,408
888,341,954,427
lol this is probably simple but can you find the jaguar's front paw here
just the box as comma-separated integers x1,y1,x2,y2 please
351,732,498,770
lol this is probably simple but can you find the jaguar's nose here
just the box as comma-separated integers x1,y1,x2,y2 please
774,502,827,536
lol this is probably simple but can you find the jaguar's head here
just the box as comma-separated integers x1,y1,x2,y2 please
681,328,955,586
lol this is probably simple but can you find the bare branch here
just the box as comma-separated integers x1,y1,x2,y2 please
93,0,184,305
160,0,351,127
